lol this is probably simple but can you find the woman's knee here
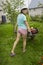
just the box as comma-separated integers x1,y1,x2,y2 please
16,32,21,41
22,34,27,39
16,37,20,42
16,35,20,42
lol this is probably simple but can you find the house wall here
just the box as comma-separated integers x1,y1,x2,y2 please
0,0,7,24
29,8,43,17
0,11,3,23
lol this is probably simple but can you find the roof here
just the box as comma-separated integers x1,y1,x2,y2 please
29,0,43,9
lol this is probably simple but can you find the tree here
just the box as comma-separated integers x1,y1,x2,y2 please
2,0,24,33
2,0,24,23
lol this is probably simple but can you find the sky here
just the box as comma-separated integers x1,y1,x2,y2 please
24,0,31,7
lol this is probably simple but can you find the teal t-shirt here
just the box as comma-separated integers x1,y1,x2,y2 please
17,13,27,30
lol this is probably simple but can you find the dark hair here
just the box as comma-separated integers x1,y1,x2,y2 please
21,8,28,13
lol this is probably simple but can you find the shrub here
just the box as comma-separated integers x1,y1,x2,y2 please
26,15,31,22
30,15,43,22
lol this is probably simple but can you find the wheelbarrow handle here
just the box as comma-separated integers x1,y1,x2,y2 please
28,31,32,36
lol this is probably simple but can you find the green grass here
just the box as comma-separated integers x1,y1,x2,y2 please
0,22,43,65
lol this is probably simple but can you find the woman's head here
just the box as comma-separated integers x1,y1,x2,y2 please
21,8,29,14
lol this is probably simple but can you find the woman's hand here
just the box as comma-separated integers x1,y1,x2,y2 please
29,32,32,36
28,29,32,36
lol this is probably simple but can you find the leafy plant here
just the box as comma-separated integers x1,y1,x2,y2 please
2,0,24,24
30,15,43,22
2,0,24,32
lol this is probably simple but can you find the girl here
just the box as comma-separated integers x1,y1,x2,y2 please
10,7,32,56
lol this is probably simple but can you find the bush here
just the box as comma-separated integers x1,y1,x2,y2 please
30,15,43,22
26,15,31,22
40,15,43,22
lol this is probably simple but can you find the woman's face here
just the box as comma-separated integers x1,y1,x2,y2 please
22,9,28,14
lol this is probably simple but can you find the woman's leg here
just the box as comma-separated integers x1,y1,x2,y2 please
22,34,27,53
11,32,21,54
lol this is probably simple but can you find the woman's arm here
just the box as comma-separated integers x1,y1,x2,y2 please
25,21,31,32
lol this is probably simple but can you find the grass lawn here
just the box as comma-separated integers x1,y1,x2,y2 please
0,22,43,65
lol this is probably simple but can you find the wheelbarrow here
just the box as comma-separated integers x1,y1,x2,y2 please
27,27,39,40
